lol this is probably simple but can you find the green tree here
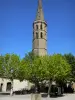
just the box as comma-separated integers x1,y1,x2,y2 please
18,51,36,81
24,52,35,61
47,54,71,96
3,53,20,95
18,53,71,98
18,58,28,81
64,53,75,81
19,55,49,92
0,55,4,77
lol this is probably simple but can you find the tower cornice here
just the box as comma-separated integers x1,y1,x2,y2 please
33,20,47,27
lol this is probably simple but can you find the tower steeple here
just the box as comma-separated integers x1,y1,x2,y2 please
36,0,44,21
32,0,47,56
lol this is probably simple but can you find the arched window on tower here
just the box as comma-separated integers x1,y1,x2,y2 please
40,24,42,30
36,25,38,30
40,32,43,38
36,32,38,39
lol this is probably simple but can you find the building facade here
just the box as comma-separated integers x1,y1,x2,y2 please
0,78,29,92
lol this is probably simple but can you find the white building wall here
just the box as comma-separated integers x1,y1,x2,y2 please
0,78,11,92
13,79,28,91
0,78,32,92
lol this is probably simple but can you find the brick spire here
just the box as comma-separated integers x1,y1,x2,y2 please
36,0,44,21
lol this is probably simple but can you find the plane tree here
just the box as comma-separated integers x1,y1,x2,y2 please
3,53,20,95
18,53,71,98
64,53,75,81
0,55,4,77
47,54,71,96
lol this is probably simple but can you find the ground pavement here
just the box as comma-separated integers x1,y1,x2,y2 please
0,93,75,100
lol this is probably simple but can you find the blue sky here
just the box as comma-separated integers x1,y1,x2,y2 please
0,0,75,58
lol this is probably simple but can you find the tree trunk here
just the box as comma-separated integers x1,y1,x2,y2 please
48,80,52,97
35,81,40,93
10,79,13,96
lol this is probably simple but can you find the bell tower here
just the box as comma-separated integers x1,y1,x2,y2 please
32,0,47,56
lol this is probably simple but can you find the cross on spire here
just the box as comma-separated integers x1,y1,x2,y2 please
36,0,44,21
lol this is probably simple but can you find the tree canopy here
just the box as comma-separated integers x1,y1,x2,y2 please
0,55,4,77
64,53,75,81
19,53,71,84
0,54,20,80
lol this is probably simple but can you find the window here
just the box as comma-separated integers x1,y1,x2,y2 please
36,32,38,39
36,25,38,30
40,24,42,30
40,32,43,38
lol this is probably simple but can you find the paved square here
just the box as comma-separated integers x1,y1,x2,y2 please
0,94,75,100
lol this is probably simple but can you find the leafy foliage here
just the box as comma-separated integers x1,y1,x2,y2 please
0,55,4,77
0,52,72,94
49,54,71,81
2,53,20,80
19,53,71,85
64,53,75,81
